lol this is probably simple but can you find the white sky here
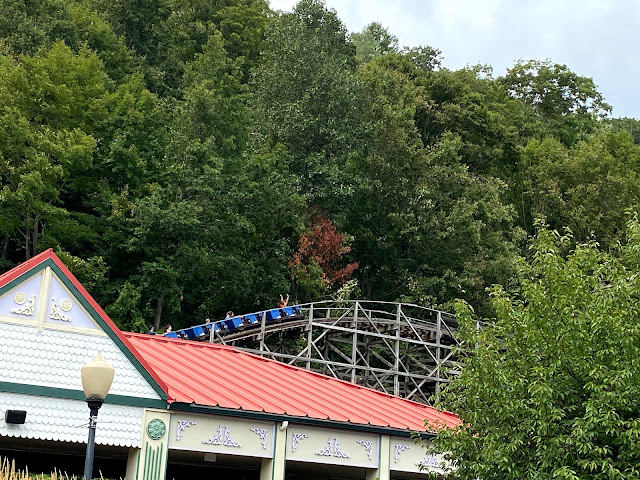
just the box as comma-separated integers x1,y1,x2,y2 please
269,0,639,118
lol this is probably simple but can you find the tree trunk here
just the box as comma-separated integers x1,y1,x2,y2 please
154,294,164,329
1,234,9,262
24,215,31,260
32,214,39,258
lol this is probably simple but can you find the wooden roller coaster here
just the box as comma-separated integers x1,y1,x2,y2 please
208,300,460,405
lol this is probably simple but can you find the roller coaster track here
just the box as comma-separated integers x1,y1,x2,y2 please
208,300,460,405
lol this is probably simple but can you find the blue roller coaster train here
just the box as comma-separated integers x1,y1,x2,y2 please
163,305,305,341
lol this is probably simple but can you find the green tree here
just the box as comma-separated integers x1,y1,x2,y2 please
606,117,640,144
502,60,611,146
67,2,135,83
0,42,105,261
0,0,77,54
126,183,203,328
0,0,135,84
92,75,168,198
90,0,267,95
432,217,640,479
351,21,398,63
402,45,442,72
181,31,249,157
416,65,528,176
251,0,361,161
517,131,640,246
346,55,519,313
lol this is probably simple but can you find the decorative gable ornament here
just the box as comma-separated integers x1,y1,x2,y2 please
11,293,35,316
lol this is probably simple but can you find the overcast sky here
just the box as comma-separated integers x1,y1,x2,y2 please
269,0,638,118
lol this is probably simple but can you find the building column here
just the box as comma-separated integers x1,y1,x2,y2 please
134,409,172,480
126,448,140,480
366,435,390,480
260,421,287,480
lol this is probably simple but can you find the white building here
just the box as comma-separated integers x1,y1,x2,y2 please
0,250,459,479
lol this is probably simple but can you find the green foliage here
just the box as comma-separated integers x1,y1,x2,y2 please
606,117,640,144
402,45,442,72
251,0,360,161
0,0,77,54
348,55,519,314
93,74,167,197
351,22,398,63
502,60,611,146
105,280,148,332
66,2,135,83
181,31,248,157
398,134,521,316
0,42,104,259
55,248,108,290
432,217,640,479
416,65,527,176
0,0,634,333
518,131,640,246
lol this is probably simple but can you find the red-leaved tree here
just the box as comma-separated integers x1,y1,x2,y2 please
290,215,358,297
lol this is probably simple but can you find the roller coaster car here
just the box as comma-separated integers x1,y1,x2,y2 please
242,313,260,325
265,309,283,322
224,316,244,331
182,325,206,340
281,306,304,320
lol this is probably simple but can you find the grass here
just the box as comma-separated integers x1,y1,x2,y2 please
0,458,111,480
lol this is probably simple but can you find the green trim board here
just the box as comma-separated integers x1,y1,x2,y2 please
135,448,142,480
143,443,164,480
0,381,167,409
163,415,171,480
0,260,51,298
168,403,435,439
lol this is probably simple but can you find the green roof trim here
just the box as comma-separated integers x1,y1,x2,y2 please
0,381,168,409
0,262,48,298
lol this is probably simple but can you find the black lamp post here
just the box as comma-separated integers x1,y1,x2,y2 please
81,353,114,480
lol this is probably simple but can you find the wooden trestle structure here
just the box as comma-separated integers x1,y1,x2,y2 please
208,300,460,405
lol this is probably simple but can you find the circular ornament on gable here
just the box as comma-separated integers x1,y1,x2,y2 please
147,419,166,440
60,299,73,312
14,292,26,305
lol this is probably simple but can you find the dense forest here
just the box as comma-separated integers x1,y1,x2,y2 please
1,0,638,331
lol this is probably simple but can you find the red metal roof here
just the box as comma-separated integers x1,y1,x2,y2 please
125,333,460,433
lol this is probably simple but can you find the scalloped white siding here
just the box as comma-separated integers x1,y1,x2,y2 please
0,392,143,447
0,323,160,399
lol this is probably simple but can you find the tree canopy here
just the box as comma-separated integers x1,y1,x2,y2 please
432,217,640,478
0,0,635,331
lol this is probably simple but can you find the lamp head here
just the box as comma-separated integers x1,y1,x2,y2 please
81,353,114,401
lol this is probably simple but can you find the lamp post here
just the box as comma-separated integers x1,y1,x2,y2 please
81,353,114,480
